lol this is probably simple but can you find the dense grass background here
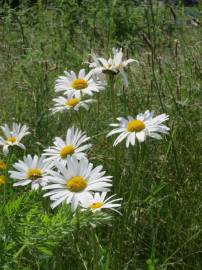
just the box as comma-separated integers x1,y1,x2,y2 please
0,1,202,269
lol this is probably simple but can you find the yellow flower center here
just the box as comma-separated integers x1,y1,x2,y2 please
71,78,88,90
27,168,42,180
65,98,80,107
0,161,6,170
66,176,87,192
127,120,145,132
0,175,6,185
89,202,104,209
115,64,122,69
6,136,17,144
60,145,75,159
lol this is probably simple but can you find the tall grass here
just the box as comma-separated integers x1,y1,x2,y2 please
0,1,202,269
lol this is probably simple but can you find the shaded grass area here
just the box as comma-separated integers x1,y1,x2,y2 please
0,1,202,269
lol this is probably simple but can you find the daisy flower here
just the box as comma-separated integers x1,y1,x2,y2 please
43,127,91,166
50,91,95,114
0,160,6,170
89,48,138,87
0,175,6,185
55,68,104,97
81,192,122,213
0,123,30,156
43,157,112,211
9,155,52,190
107,110,170,147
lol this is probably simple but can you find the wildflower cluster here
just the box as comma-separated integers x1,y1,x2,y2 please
0,48,170,216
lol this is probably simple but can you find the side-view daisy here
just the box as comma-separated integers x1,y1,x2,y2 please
9,155,51,190
0,175,6,186
43,157,112,211
81,192,122,214
89,48,138,87
0,160,7,170
43,127,92,165
107,110,170,147
0,123,30,156
50,91,95,114
55,68,104,97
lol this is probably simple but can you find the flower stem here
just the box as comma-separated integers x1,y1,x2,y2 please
76,111,83,130
109,75,116,121
96,93,100,132
14,244,27,259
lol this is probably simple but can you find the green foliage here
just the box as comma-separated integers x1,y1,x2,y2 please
0,191,111,269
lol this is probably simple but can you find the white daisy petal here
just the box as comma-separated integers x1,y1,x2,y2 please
43,127,91,166
43,158,112,212
13,179,31,186
51,194,69,209
55,69,104,97
136,131,145,142
0,123,29,155
10,155,52,190
81,192,122,213
89,48,138,87
50,92,95,114
107,111,169,147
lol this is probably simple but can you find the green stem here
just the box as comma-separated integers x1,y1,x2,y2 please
76,111,83,130
4,150,14,201
76,209,80,240
14,244,27,259
126,142,140,214
97,93,100,132
109,75,116,121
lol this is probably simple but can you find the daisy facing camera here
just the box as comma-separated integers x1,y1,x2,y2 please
43,157,113,212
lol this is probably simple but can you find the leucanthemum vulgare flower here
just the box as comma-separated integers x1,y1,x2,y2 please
9,155,52,190
0,175,6,185
0,160,6,170
43,157,112,211
107,110,169,147
89,48,138,87
55,68,104,97
81,192,122,213
0,123,30,156
50,91,95,114
43,127,91,166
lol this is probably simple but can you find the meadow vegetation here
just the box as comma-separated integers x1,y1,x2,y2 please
0,1,202,269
